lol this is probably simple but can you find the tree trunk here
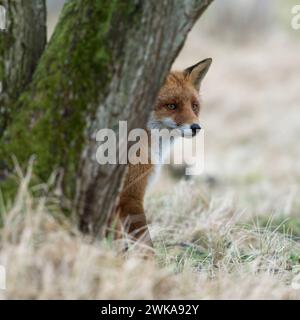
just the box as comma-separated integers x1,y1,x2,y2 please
0,0,47,135
76,0,213,235
0,0,213,236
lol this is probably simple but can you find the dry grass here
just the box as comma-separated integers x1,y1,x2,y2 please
1,1,300,300
0,165,300,299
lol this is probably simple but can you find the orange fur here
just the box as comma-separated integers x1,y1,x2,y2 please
111,59,212,249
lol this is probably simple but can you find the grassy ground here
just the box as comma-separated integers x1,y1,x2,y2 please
1,1,300,299
1,160,300,299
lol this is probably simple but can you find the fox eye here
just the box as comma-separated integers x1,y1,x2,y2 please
166,103,177,110
192,103,199,112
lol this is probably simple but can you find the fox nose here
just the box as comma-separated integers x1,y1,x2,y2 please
190,123,201,136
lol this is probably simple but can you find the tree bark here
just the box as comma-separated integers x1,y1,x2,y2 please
0,0,213,236
76,0,213,235
0,0,47,135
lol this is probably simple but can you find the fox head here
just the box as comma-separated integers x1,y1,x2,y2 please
148,58,212,138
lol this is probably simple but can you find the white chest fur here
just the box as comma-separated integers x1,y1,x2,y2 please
146,132,174,191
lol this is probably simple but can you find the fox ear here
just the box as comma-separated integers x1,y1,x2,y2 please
184,58,212,90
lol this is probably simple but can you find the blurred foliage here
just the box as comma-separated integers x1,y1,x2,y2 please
192,0,299,42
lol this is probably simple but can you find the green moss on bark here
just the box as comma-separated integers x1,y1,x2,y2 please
0,0,138,200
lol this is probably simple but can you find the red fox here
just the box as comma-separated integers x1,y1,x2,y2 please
112,58,212,249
